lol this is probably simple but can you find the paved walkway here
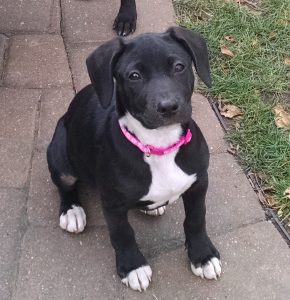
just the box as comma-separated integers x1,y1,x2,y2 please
0,1,289,299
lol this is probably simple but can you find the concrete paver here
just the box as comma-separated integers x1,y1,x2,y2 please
0,188,26,300
61,0,116,44
13,226,121,300
0,140,33,188
0,0,55,34
133,0,175,35
48,0,61,34
68,45,96,92
0,88,40,141
3,35,72,88
122,221,290,300
37,88,74,151
192,93,227,154
0,88,40,188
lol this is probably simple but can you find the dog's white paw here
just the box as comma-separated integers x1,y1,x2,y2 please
191,257,221,280
140,205,166,216
59,205,86,233
121,265,152,292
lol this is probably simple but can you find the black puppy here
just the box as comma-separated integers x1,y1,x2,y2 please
114,0,137,36
47,26,221,291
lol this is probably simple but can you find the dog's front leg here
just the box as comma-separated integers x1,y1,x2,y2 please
103,206,152,291
182,173,222,280
113,0,137,36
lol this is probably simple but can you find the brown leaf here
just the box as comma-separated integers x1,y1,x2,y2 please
284,57,290,66
221,47,234,57
269,31,277,40
284,187,290,199
252,39,259,48
273,105,290,128
264,195,278,208
225,35,236,42
227,143,240,155
220,104,243,119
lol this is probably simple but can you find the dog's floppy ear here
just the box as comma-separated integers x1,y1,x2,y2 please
86,38,124,108
167,26,212,87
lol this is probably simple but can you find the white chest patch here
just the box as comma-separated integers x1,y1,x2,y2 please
141,151,196,209
119,112,197,210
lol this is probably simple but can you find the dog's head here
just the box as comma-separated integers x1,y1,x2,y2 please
86,26,211,129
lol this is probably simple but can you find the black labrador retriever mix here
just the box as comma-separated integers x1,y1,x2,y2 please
47,26,221,291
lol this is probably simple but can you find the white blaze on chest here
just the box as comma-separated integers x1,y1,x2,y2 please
141,151,197,209
119,113,197,210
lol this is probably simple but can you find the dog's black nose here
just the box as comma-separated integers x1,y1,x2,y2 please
157,100,179,116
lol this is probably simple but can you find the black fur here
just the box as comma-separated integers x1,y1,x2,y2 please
114,0,137,36
47,26,219,282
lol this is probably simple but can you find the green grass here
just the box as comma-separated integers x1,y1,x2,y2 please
174,0,290,222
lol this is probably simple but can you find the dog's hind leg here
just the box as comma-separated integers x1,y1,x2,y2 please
47,118,86,233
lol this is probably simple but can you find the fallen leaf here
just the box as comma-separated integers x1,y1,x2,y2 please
235,0,258,8
220,104,243,119
284,187,290,199
225,35,236,42
252,39,259,47
227,143,239,155
221,47,234,57
284,57,290,66
264,195,278,208
272,105,290,128
269,31,277,40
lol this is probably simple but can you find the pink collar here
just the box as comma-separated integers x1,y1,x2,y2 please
119,121,192,156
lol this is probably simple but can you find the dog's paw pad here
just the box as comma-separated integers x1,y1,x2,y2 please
59,205,86,233
191,257,221,280
140,206,166,216
121,265,152,292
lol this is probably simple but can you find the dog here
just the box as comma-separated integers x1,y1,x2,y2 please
47,26,221,291
114,0,137,36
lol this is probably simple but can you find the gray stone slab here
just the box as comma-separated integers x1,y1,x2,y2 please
62,0,116,44
192,93,227,155
0,88,40,188
48,0,61,34
0,188,27,300
27,151,104,227
207,152,265,234
68,45,96,92
13,226,122,300
62,0,175,44
122,221,290,300
133,0,175,36
0,139,33,188
4,35,72,88
0,88,40,142
0,0,54,34
37,88,74,151
0,34,8,82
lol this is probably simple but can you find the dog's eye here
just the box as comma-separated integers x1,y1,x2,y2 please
129,72,141,80
174,63,185,73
